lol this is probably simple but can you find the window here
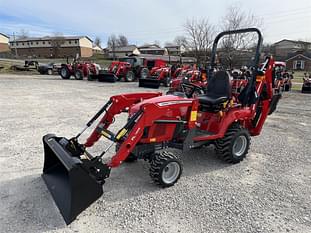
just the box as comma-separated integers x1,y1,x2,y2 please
16,42,18,46
69,40,71,44
48,41,51,44
30,42,33,45
294,60,305,70
36,42,39,45
22,42,24,45
75,40,78,44
43,41,45,45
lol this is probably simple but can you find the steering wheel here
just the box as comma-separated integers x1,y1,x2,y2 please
181,82,204,98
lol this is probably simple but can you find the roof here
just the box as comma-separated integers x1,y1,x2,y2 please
111,45,137,52
12,35,93,43
92,45,102,50
274,39,311,46
139,47,166,51
138,44,161,49
285,53,311,62
0,33,9,39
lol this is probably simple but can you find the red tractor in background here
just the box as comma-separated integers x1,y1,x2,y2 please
60,57,100,80
42,28,283,225
169,67,207,94
96,57,166,82
138,64,184,88
273,61,293,92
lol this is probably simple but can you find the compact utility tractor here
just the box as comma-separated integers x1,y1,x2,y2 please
42,28,282,224
169,68,207,94
97,57,166,82
138,64,183,88
60,58,99,80
302,73,311,93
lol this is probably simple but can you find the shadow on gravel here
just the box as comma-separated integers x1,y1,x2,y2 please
101,145,229,203
0,175,66,233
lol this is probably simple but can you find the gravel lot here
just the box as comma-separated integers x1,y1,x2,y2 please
0,74,310,233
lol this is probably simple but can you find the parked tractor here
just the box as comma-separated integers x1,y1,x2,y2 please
60,58,100,80
302,73,311,93
169,67,207,94
97,57,166,82
42,28,282,224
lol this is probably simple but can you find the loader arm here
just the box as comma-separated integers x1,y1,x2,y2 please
84,92,162,147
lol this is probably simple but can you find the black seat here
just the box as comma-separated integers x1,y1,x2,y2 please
198,70,230,106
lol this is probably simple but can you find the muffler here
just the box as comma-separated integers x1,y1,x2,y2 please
42,134,110,224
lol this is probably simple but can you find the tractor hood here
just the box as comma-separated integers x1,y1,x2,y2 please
129,94,193,116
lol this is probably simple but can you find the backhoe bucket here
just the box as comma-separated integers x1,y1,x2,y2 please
97,71,117,82
138,78,161,88
42,134,104,224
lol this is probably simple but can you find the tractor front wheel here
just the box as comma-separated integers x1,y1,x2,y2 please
163,76,171,87
74,70,84,80
215,124,250,164
149,151,182,187
60,66,71,79
125,71,135,82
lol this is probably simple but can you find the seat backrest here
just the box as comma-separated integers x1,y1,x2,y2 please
206,70,230,98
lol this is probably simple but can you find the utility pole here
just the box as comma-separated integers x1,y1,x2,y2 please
13,32,18,58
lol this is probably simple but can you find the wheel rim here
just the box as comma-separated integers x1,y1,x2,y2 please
48,69,52,75
232,135,247,157
127,72,134,81
61,68,67,77
162,162,180,184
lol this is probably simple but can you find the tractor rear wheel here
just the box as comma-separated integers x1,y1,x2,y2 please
74,70,84,80
125,71,135,82
149,151,182,187
163,76,171,87
60,66,71,79
215,124,250,164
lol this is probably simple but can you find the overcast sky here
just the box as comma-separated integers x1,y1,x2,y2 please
0,0,310,46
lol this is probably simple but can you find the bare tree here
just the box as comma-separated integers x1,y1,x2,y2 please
18,29,29,39
50,33,65,58
94,36,102,47
107,34,118,60
173,36,188,49
118,35,128,47
183,18,215,64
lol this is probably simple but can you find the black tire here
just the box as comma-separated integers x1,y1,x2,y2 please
284,84,290,91
47,69,53,75
140,68,149,79
163,76,171,87
149,151,183,187
125,71,135,82
115,143,137,163
60,66,71,79
74,69,83,80
215,124,250,164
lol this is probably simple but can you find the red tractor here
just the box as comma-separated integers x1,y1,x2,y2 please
97,57,166,82
138,64,183,88
169,67,207,95
60,58,99,80
302,73,311,93
41,28,282,224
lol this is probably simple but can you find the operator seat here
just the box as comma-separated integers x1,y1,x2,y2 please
198,70,230,106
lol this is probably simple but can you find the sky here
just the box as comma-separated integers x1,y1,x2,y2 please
0,0,311,47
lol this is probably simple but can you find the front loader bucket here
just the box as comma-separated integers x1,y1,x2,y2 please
42,134,103,224
97,71,117,82
138,78,161,88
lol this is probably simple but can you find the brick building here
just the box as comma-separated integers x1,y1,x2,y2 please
0,33,10,53
286,53,311,71
9,36,93,58
273,39,311,60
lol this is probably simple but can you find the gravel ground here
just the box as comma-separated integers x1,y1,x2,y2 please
0,74,310,233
